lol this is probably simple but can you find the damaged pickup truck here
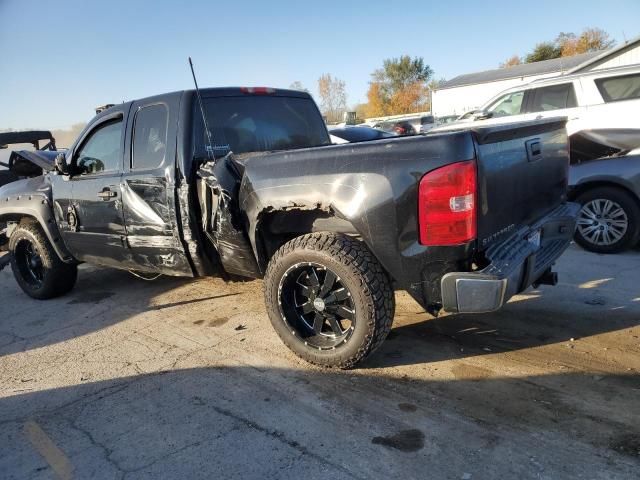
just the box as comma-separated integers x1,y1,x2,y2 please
0,88,579,367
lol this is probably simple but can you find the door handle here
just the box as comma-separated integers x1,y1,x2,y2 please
97,188,117,200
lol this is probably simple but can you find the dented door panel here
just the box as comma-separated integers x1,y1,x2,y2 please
120,93,193,276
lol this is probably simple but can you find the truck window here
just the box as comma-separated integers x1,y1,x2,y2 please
595,73,640,102
132,104,168,170
75,120,122,174
195,95,330,156
528,83,577,112
487,91,524,117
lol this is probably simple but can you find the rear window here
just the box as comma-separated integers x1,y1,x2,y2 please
132,104,168,170
595,73,640,102
528,83,577,112
420,116,434,125
195,95,330,157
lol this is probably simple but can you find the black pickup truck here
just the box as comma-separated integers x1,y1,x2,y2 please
0,87,578,367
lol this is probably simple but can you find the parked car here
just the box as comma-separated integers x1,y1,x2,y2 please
435,115,460,126
569,150,640,253
417,114,436,133
0,87,578,368
431,64,640,160
329,126,395,143
391,121,416,135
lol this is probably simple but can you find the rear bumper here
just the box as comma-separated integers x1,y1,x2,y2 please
441,202,580,313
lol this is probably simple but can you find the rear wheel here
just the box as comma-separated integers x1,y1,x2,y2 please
574,186,640,254
9,221,77,299
264,233,395,368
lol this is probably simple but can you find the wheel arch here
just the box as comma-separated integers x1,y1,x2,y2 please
253,208,359,271
0,205,74,264
569,179,640,204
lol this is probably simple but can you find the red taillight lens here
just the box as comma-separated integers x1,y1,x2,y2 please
418,160,477,246
240,87,275,95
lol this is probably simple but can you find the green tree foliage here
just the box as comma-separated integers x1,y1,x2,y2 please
523,27,614,64
365,56,433,117
525,41,562,63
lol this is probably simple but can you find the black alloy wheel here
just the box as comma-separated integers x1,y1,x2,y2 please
14,238,45,288
278,262,356,350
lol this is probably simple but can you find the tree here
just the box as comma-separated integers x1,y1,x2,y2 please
364,82,387,117
317,74,347,123
500,55,522,68
365,56,433,117
289,81,308,92
525,41,562,63
373,56,433,98
522,28,614,64
559,28,614,57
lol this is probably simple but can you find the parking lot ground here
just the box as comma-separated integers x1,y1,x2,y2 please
0,245,639,479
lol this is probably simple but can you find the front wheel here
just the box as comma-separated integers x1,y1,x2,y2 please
264,233,395,369
9,221,78,299
574,187,640,254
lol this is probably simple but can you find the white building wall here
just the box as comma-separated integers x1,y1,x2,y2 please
432,72,559,118
588,44,640,70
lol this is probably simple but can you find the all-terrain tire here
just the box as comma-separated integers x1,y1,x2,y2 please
574,186,640,254
264,232,395,369
9,221,77,299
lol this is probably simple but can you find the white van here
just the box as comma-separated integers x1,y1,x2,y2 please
432,64,640,138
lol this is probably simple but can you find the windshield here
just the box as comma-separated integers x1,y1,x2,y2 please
194,95,330,157
487,91,525,117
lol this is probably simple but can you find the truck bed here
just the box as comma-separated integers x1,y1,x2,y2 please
206,117,573,311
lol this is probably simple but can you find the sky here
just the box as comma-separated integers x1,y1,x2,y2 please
1,0,639,130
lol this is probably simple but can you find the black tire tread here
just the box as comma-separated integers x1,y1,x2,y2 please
264,232,395,368
9,220,77,299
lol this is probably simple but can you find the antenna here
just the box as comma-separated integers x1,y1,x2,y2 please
188,57,215,161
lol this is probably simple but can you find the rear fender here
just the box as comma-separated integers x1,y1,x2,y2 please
236,134,477,308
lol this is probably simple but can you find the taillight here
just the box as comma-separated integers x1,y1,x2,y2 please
418,160,477,246
240,87,275,95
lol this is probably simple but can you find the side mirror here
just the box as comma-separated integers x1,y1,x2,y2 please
473,110,493,121
54,153,69,175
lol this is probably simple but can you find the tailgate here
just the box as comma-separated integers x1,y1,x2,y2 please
473,118,569,250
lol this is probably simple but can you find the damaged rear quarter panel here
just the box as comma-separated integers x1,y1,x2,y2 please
238,133,476,300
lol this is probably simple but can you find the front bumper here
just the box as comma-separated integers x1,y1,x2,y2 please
441,202,580,313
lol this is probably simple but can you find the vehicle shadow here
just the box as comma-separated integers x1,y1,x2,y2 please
0,265,247,357
365,293,640,368
0,366,638,478
1,247,639,366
